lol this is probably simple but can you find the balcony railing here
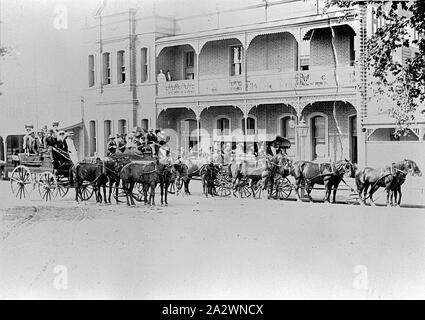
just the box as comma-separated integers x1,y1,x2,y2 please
157,67,356,97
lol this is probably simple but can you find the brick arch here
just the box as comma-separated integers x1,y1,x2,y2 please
247,32,299,72
156,44,198,81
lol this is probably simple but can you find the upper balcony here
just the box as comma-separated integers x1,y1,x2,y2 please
157,67,356,97
156,24,357,99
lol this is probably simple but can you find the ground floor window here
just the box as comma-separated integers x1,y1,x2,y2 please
242,117,256,135
349,115,358,163
280,116,296,145
89,121,96,156
104,120,111,151
141,119,149,131
217,117,230,136
311,115,326,159
118,119,127,135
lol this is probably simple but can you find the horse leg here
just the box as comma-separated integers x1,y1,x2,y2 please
295,178,302,202
369,185,379,206
323,180,330,203
102,181,107,204
396,185,402,207
332,182,340,204
150,182,156,206
185,179,191,195
160,182,164,205
386,186,391,207
165,182,169,205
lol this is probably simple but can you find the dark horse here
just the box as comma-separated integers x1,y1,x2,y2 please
120,159,176,206
355,159,422,206
201,162,219,197
181,158,210,195
291,159,356,203
69,158,104,203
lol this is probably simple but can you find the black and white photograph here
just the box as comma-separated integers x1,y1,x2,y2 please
0,0,425,302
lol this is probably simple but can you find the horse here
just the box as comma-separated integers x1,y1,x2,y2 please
120,159,176,206
291,159,356,203
228,159,266,198
173,160,190,195
181,157,210,195
356,159,422,207
69,159,104,203
201,162,219,197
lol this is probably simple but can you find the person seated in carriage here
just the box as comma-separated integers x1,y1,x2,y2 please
146,129,157,155
106,135,117,156
56,130,69,153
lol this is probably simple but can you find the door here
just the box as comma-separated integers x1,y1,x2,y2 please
311,115,326,160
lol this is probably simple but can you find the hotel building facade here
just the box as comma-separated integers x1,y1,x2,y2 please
83,0,425,168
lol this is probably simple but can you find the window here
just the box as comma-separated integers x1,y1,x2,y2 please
104,120,111,151
88,55,95,87
141,119,149,131
217,117,230,136
184,51,195,80
185,51,194,67
89,121,97,156
141,48,148,83
311,115,326,159
102,52,111,85
117,50,125,84
118,119,127,135
230,46,242,76
242,117,256,135
280,116,295,144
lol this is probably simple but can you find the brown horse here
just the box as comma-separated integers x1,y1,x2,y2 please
69,159,104,203
356,159,422,206
201,162,219,197
291,159,355,203
120,160,176,206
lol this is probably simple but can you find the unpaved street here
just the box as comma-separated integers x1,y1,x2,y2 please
1,180,425,299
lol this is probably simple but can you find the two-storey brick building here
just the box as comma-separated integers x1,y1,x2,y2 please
83,0,424,167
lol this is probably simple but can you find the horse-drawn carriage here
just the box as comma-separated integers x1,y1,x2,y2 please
10,147,74,201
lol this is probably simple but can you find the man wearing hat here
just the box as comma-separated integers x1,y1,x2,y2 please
107,134,117,156
51,122,59,139
56,130,69,153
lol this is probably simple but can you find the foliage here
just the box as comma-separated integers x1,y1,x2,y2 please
324,0,425,136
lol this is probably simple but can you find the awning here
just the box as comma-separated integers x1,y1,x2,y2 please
61,121,83,131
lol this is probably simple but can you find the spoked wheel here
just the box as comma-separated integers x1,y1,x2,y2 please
271,177,293,200
10,165,33,199
38,171,58,201
252,180,263,198
57,180,70,198
215,180,231,197
238,180,252,198
80,183,94,201
132,182,145,202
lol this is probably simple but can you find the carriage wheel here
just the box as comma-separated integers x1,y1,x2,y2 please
80,183,94,201
238,181,252,198
57,181,70,198
132,182,145,202
215,180,231,197
38,171,58,201
272,177,292,200
252,180,263,198
10,165,33,199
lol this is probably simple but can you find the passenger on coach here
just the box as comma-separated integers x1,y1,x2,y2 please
107,135,117,156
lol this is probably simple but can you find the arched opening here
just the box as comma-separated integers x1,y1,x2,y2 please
118,119,127,135
104,120,112,152
181,119,199,152
216,116,231,136
0,136,4,161
242,116,256,135
311,115,327,160
156,44,197,81
349,115,358,163
247,32,298,72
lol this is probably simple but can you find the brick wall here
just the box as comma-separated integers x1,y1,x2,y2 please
310,26,352,68
302,101,357,161
199,39,242,77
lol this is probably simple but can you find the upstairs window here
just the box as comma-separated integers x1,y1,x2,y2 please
89,120,97,156
217,117,230,136
88,55,95,87
185,51,194,67
141,48,148,83
117,50,125,84
230,46,242,76
102,52,111,85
